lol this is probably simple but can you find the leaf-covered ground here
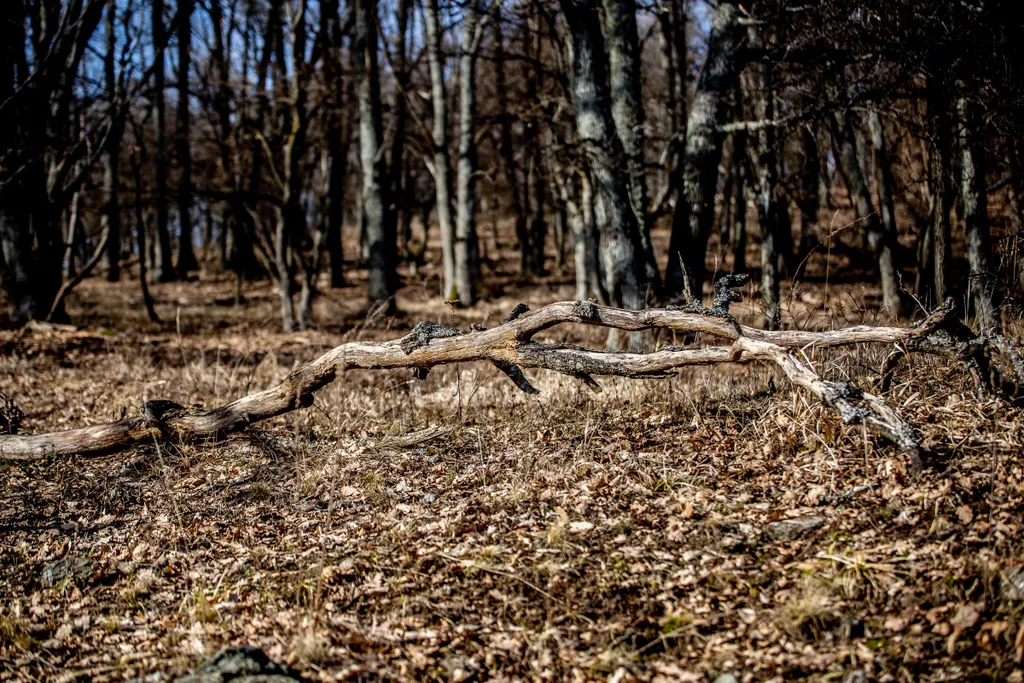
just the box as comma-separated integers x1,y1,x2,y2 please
2,277,1024,682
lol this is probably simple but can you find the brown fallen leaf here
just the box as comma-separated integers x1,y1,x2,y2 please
956,505,974,525
948,602,984,654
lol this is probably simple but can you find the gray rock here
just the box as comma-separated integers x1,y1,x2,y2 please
40,556,98,587
175,646,304,683
1002,565,1024,602
765,515,825,541
712,674,739,683
843,670,866,683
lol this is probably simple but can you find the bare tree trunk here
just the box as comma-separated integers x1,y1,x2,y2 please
493,8,528,275
321,0,348,288
356,0,394,309
665,2,741,298
1009,146,1024,293
130,136,160,323
957,95,998,334
208,0,249,290
424,0,456,301
454,1,487,305
558,174,584,300
580,170,606,302
819,131,835,212
718,144,735,247
64,190,82,280
388,0,412,262
797,125,820,260
152,0,174,282
867,110,902,313
175,0,197,278
552,159,593,301
284,0,320,331
0,0,107,323
730,132,748,273
748,70,782,330
102,0,121,282
603,0,658,291
926,74,952,305
525,3,546,276
259,0,299,331
558,0,647,319
655,0,688,209
568,170,601,302
831,110,901,313
667,0,687,136
553,195,567,268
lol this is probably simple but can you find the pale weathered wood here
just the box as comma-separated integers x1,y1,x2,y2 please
0,296,1001,464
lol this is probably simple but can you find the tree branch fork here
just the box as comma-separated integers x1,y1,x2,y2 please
1,280,1017,471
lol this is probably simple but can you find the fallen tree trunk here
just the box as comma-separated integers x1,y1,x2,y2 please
0,279,1014,468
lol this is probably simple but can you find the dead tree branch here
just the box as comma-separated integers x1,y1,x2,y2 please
0,288,1010,466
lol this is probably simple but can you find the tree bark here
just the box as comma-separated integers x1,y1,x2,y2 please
387,0,412,265
831,110,901,314
151,0,175,282
493,7,528,275
0,0,104,323
102,0,122,282
665,2,742,298
130,130,161,323
424,0,456,301
175,0,197,278
926,74,952,305
356,0,395,309
559,0,648,317
730,132,748,273
797,125,820,259
603,0,659,290
208,0,248,290
867,110,902,313
525,2,547,276
321,0,349,289
748,69,782,330
957,95,998,334
64,189,83,280
453,1,486,305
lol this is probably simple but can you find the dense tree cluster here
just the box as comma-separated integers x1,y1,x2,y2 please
1,0,1022,334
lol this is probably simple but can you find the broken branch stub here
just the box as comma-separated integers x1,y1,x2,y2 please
0,291,1011,465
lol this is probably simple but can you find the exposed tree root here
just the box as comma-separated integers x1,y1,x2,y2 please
0,281,1014,467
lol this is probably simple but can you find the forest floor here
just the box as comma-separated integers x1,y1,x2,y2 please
2,229,1024,681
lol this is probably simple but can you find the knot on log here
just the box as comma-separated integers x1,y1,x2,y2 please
503,303,530,323
142,399,186,424
400,321,464,354
572,299,599,320
669,273,747,335
827,382,864,401
0,393,24,435
713,274,749,315
926,297,956,325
